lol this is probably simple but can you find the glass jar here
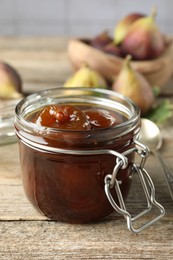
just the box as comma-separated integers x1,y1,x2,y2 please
14,87,165,233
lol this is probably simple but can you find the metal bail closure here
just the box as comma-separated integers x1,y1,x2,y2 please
104,140,165,233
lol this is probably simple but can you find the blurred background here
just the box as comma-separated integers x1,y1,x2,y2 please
0,0,172,37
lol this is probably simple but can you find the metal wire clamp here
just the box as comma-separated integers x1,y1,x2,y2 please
104,140,165,233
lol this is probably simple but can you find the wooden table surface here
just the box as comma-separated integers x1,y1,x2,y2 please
0,37,173,260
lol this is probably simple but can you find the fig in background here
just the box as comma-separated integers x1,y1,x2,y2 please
114,12,145,45
112,56,154,115
121,8,166,60
102,41,123,57
91,30,123,57
64,64,108,89
90,31,112,50
0,61,23,99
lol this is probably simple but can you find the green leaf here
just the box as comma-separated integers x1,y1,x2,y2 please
152,86,161,97
146,99,173,125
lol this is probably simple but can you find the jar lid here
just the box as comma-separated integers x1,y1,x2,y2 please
0,99,21,146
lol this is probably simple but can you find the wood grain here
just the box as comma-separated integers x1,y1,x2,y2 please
0,37,173,260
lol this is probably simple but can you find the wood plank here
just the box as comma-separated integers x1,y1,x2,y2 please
0,37,70,50
0,219,173,260
0,37,72,89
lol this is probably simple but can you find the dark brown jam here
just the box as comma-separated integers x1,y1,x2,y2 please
30,104,118,130
17,102,139,223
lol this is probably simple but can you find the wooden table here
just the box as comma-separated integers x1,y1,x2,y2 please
0,37,173,259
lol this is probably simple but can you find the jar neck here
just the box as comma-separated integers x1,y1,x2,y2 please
14,88,141,149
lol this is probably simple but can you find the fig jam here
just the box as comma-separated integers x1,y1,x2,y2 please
15,88,140,223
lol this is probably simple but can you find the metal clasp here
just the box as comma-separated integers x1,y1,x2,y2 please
104,140,165,233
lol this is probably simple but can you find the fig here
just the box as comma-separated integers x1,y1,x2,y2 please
121,8,166,60
64,64,108,89
0,61,22,99
114,12,145,45
102,41,123,57
112,56,154,115
90,31,112,50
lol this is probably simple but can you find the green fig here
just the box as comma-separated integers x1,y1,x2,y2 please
0,61,22,99
112,56,154,115
64,64,108,89
122,8,165,60
114,12,145,45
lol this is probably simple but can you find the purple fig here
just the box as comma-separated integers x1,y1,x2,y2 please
121,8,165,60
114,12,145,45
0,61,22,99
90,31,112,50
102,41,123,57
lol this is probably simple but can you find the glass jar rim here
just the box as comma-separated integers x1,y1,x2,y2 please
14,87,140,135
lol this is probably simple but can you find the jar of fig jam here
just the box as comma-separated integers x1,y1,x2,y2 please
14,88,164,233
